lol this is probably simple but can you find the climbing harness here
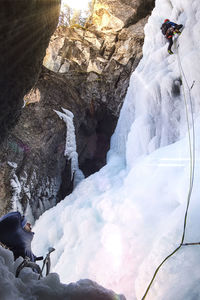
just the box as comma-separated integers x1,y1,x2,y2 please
141,38,196,300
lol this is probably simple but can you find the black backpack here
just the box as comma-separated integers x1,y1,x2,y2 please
161,22,171,35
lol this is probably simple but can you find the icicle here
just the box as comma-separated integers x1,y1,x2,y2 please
24,200,35,225
54,108,85,187
8,162,23,213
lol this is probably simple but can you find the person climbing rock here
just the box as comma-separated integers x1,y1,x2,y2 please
0,211,36,262
161,19,183,54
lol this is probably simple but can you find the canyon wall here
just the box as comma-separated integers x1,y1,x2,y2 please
0,0,155,218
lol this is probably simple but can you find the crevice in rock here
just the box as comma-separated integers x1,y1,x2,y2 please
57,159,74,202
124,0,155,28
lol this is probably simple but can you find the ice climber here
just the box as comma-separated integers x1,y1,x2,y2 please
0,211,36,262
161,19,183,54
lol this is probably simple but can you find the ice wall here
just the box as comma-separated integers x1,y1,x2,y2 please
111,0,200,164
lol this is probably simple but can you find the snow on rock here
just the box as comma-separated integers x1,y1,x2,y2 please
8,162,23,213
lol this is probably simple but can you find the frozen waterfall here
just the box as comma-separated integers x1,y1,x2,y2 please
31,0,200,299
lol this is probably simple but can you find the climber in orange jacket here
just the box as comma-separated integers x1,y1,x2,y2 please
161,19,183,54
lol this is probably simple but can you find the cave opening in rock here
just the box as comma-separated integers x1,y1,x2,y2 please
78,106,117,177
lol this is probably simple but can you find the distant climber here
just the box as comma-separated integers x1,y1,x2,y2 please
161,19,183,54
0,211,36,262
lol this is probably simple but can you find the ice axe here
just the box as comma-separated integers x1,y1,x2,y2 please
39,247,55,279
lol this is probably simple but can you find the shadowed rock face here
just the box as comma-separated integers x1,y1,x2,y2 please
0,0,60,143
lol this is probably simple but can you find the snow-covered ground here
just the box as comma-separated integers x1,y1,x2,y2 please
0,246,123,300
1,0,200,299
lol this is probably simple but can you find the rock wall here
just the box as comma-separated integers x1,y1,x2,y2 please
0,0,155,219
42,0,155,173
45,0,155,116
0,0,61,143
0,0,60,216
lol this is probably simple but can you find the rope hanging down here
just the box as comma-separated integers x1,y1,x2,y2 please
141,40,196,300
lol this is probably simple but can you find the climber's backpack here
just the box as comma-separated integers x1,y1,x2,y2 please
161,22,171,35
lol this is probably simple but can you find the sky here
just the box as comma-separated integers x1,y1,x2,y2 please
1,0,200,299
61,0,90,11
